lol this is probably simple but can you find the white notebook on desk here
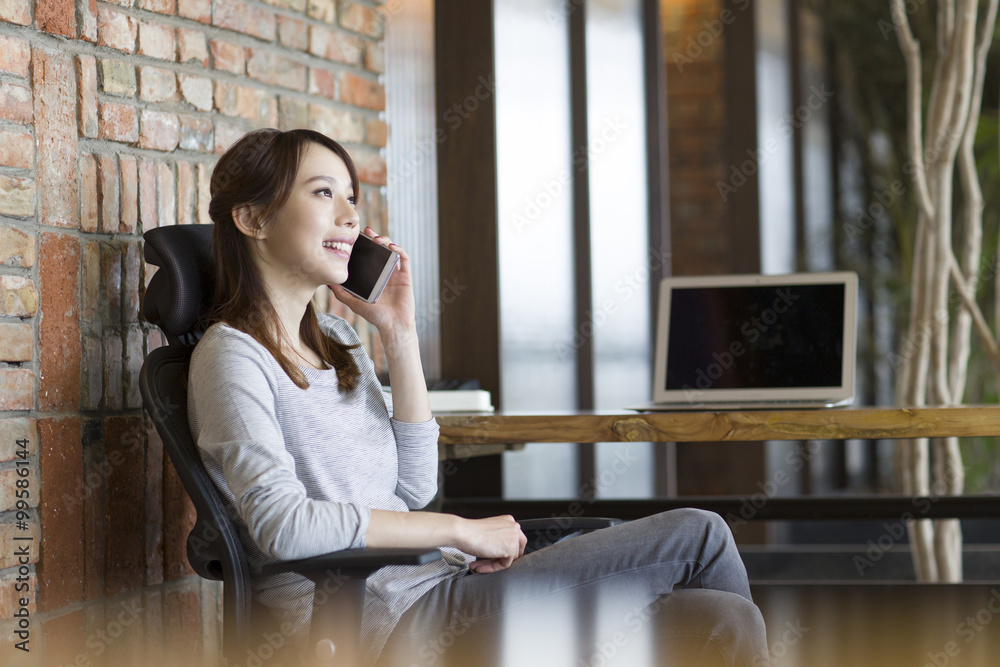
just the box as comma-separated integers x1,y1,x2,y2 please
630,272,858,412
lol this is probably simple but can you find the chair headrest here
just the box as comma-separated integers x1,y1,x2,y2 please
142,224,216,345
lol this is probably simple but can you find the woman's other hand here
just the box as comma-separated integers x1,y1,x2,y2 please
455,515,527,574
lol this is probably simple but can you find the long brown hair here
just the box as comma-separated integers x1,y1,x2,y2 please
207,128,361,391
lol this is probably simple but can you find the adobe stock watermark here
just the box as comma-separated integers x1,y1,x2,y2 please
921,588,1000,667
671,0,752,73
403,611,475,667
878,0,931,40
57,598,143,667
681,287,799,403
752,618,810,667
390,75,496,182
725,440,821,532
853,461,963,577
555,246,671,362
510,116,629,235
716,85,834,202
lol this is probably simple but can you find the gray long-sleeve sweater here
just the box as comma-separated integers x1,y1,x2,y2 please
188,313,469,663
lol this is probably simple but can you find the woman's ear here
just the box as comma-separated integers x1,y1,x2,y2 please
232,205,265,239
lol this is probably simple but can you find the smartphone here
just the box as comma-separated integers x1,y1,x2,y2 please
341,233,400,303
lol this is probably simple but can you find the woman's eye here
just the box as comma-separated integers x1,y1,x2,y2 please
316,188,332,197
348,196,357,206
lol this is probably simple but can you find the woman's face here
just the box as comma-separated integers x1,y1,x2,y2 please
258,142,360,289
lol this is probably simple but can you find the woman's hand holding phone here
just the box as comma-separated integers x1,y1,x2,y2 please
329,227,414,336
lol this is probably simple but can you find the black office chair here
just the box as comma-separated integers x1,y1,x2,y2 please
138,223,619,666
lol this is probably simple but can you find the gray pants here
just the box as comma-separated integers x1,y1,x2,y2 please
378,509,769,667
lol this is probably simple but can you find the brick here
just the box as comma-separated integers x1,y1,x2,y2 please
0,82,33,123
123,243,141,322
0,175,34,217
247,49,306,90
209,39,244,74
178,0,210,23
139,66,177,102
36,0,75,36
77,55,99,137
98,102,139,142
176,27,209,65
121,155,138,233
0,0,31,25
125,326,142,407
163,455,195,579
105,415,145,596
178,114,213,151
82,242,100,321
0,323,31,362
80,0,97,41
80,155,99,233
0,571,37,620
98,7,137,53
0,466,38,511
157,162,176,226
0,521,39,569
0,227,34,268
366,117,387,147
216,83,273,123
80,419,105,599
178,74,213,111
102,243,122,325
308,24,362,65
36,417,84,611
137,0,175,13
177,161,195,225
104,331,123,408
262,0,303,10
306,0,334,23
39,233,81,411
138,20,176,60
213,0,275,41
100,58,137,96
140,110,180,152
0,369,32,409
144,415,163,585
139,158,157,232
33,48,79,229
82,335,101,410
308,67,336,100
278,95,308,130
352,147,386,186
339,71,384,110
309,104,364,143
196,163,211,224
0,418,37,461
213,121,244,155
0,129,33,169
0,35,31,76
0,229,32,273
277,14,308,51
365,41,385,74
97,154,120,233
339,1,384,38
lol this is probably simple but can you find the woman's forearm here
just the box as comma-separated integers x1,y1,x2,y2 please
379,324,432,423
365,509,461,549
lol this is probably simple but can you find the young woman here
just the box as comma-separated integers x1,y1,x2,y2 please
189,128,769,666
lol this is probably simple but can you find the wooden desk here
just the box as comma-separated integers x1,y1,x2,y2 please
435,406,1000,521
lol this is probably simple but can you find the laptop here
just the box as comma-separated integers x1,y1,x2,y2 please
631,271,858,411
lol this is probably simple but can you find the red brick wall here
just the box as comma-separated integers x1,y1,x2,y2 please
661,0,729,276
0,0,387,662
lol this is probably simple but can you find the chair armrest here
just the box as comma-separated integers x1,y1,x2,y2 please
519,517,623,554
517,517,622,532
261,547,443,577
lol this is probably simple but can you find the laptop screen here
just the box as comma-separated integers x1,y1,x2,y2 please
664,283,845,392
651,272,857,407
